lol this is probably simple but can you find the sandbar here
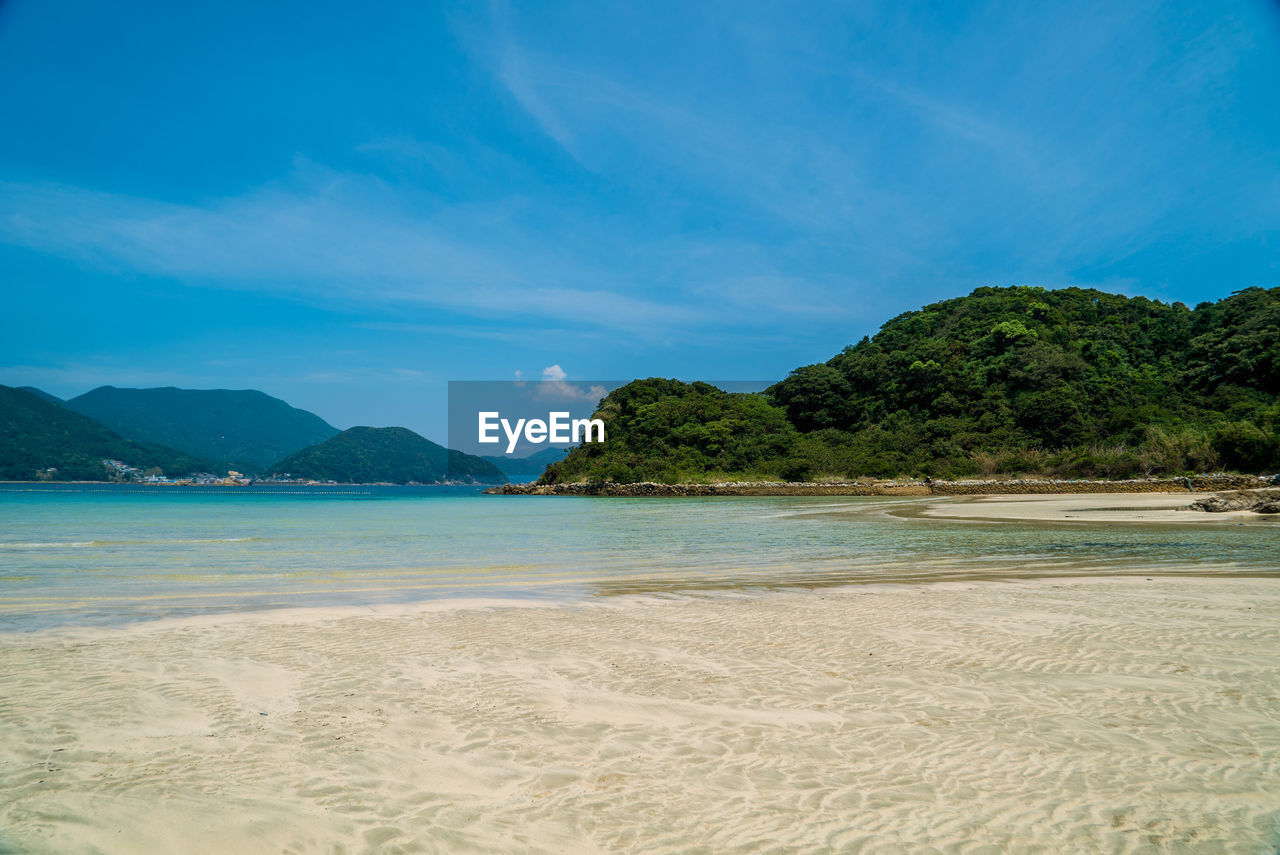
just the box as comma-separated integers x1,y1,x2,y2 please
909,491,1279,526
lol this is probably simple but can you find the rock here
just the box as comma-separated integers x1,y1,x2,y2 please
1190,492,1253,512
1188,488,1280,514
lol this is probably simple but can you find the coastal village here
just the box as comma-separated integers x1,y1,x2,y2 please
97,459,312,486
102,459,251,484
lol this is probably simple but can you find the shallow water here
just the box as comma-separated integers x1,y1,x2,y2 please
1,483,1277,631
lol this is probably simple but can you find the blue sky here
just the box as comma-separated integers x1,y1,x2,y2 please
2,0,1278,442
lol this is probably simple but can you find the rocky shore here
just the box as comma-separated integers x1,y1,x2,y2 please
1189,488,1280,515
486,474,1275,497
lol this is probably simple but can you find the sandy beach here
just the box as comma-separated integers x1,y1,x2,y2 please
2,576,1278,854
910,491,1280,526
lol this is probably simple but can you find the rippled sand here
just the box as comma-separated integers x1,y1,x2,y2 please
2,577,1278,854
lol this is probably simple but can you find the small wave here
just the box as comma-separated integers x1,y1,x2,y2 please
177,537,263,544
1,536,264,549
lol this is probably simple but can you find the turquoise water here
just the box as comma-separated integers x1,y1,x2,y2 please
1,484,1277,631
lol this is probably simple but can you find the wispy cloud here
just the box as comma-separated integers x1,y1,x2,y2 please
848,69,1040,166
489,48,871,232
498,46,580,157
0,170,704,335
358,321,613,345
478,0,1279,302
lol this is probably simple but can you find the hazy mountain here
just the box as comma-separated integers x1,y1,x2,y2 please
480,447,570,482
270,426,507,484
0,385,218,481
66,386,338,473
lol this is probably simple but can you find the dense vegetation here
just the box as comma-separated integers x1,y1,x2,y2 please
271,426,506,484
544,286,1280,483
66,386,338,473
543,379,801,484
0,386,218,480
18,386,65,405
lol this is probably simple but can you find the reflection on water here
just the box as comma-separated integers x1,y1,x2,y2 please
1,484,1277,631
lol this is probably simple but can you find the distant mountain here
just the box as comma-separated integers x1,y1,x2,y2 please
66,387,338,473
481,447,570,482
271,426,507,484
0,385,218,481
19,386,65,406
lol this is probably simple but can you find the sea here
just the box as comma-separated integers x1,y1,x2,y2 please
1,483,1277,632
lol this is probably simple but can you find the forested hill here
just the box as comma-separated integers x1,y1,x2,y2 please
543,286,1280,483
270,427,507,485
0,385,218,481
66,386,338,473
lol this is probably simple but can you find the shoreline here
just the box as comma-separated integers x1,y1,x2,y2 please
5,474,1275,496
0,481,502,490
488,474,1274,496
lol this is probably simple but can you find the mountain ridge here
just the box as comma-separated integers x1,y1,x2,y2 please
65,386,339,473
0,385,220,480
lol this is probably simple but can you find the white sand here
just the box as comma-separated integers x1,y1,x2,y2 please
2,578,1279,854
915,492,1278,525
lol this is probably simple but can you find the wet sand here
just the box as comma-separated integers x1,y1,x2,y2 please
912,491,1277,525
2,577,1278,854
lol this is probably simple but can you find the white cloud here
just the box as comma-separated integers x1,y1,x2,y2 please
536,365,607,402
